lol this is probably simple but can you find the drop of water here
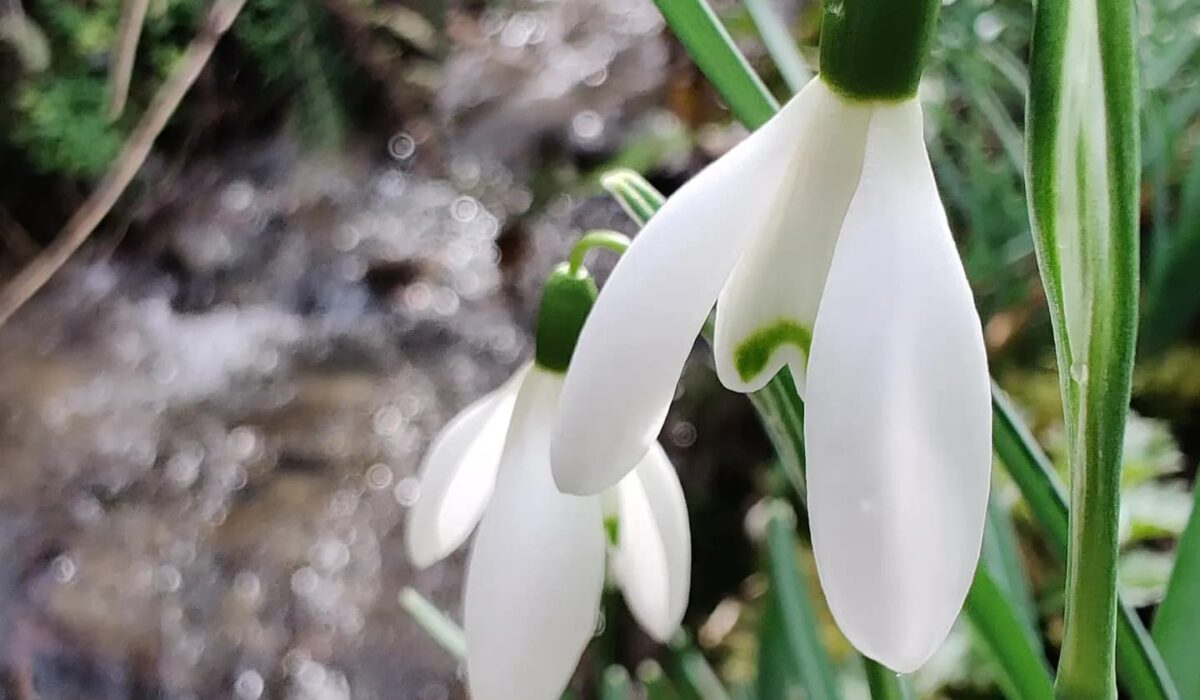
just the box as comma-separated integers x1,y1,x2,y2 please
234,670,264,700
393,477,420,507
52,554,77,584
571,110,605,142
451,196,481,222
387,133,416,161
974,12,1005,42
366,463,394,491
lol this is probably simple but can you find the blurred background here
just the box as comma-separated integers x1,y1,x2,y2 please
0,0,1197,697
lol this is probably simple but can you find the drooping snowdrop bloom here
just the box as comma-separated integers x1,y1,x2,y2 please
406,263,691,700
551,0,991,673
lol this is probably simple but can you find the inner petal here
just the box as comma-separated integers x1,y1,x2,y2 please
713,81,872,396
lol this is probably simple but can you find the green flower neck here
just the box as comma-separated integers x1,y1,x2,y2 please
534,264,598,374
819,0,941,102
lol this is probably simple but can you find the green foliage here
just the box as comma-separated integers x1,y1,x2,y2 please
10,73,123,175
234,0,348,148
1,0,349,179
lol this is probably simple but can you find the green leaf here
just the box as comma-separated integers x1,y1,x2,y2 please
648,0,778,129
963,566,1055,700
761,502,842,700
862,658,913,700
1152,480,1200,698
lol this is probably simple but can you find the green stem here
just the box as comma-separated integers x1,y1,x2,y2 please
993,388,1179,700
818,0,940,101
567,230,631,276
1027,0,1140,695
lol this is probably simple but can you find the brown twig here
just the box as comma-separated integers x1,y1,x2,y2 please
0,204,39,260
107,0,152,121
0,0,248,329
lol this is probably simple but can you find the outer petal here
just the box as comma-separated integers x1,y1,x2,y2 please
464,367,606,700
611,443,691,642
713,81,871,396
406,366,525,568
553,79,828,496
803,100,992,673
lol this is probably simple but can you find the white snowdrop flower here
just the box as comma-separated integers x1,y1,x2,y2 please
406,265,691,700
551,2,991,674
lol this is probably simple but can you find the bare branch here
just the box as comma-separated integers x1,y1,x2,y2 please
0,0,249,328
107,0,152,121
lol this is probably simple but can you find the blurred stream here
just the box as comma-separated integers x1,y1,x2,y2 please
0,1,720,697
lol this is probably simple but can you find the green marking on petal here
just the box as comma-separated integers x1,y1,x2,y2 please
604,515,620,547
733,320,813,383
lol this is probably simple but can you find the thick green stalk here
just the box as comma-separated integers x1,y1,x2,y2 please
1026,0,1140,696
993,389,1179,700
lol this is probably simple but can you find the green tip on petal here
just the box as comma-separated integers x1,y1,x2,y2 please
535,264,598,374
733,320,813,383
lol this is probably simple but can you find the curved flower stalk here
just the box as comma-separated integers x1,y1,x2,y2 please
552,0,990,673
406,262,691,700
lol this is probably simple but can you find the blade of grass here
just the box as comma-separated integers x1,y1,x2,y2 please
649,0,778,129
964,565,1055,700
399,587,466,661
639,660,683,700
671,633,734,700
863,659,913,700
1151,478,1200,698
981,496,1040,644
602,666,636,700
742,0,810,92
763,501,842,700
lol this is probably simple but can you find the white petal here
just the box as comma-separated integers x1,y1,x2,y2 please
406,366,526,568
803,100,992,673
553,79,828,496
713,80,871,396
611,443,691,642
465,367,606,700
